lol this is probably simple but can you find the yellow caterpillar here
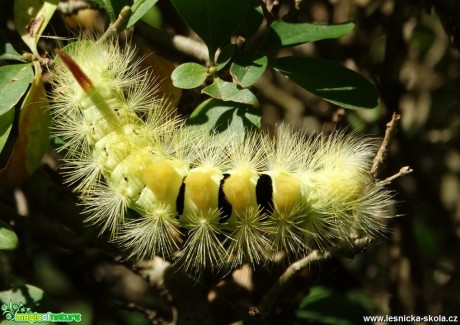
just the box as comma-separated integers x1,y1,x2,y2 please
50,39,394,274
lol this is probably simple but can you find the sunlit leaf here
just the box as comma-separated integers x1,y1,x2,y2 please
0,64,34,115
14,0,59,56
0,284,44,307
0,220,18,251
0,33,26,62
202,78,259,107
140,3,162,28
0,62,50,189
230,51,267,87
171,62,208,89
127,0,159,28
188,98,261,134
216,44,235,71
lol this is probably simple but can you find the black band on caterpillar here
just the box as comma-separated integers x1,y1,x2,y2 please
256,174,274,220
50,40,395,274
176,178,186,217
218,174,232,223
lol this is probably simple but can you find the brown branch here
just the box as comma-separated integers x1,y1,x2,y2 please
371,112,401,180
259,0,275,25
379,166,413,185
254,237,371,319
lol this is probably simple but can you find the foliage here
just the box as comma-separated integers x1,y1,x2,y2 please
168,0,378,133
296,286,373,325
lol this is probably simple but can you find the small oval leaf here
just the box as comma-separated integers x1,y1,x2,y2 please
202,78,259,107
0,220,18,251
171,62,208,89
0,62,51,189
0,33,27,62
230,51,267,88
216,44,235,71
0,64,34,115
271,56,379,110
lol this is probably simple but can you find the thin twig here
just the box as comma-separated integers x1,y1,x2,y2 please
136,21,209,63
371,112,402,180
97,6,132,44
259,0,275,25
255,237,371,318
379,166,413,185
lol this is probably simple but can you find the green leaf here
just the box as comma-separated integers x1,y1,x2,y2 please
0,284,44,307
272,56,379,110
169,0,251,60
216,44,235,71
14,0,59,56
0,219,18,251
0,109,14,154
296,286,373,325
0,62,50,189
92,0,116,22
188,98,261,134
140,3,162,28
230,51,267,87
202,78,259,107
261,21,355,51
171,62,208,89
0,33,26,62
127,0,159,28
0,64,34,115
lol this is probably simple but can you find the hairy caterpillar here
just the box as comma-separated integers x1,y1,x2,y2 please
50,39,394,274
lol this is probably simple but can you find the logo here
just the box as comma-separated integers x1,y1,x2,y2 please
1,300,81,323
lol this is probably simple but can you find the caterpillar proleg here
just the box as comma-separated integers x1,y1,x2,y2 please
50,39,394,274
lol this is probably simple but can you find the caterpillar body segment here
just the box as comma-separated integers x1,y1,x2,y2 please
51,40,394,274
